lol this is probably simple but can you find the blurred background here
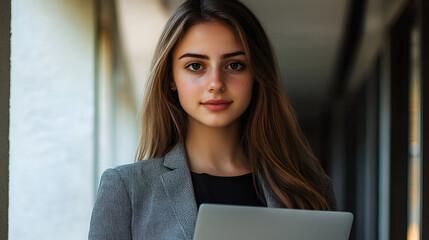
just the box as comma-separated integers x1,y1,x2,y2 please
1,0,428,239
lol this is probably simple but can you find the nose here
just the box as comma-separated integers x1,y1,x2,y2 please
207,67,226,93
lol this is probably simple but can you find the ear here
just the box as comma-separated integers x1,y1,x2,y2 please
170,81,177,91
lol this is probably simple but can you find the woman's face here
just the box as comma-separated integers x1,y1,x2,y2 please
172,21,253,129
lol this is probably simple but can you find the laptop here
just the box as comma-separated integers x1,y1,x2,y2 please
193,204,353,240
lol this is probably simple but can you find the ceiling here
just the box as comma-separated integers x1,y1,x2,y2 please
116,0,349,121
242,0,349,120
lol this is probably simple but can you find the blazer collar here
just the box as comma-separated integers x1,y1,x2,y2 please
163,144,189,170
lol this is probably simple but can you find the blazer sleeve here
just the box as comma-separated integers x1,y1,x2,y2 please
88,168,132,240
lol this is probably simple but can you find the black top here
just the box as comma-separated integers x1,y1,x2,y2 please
190,172,265,208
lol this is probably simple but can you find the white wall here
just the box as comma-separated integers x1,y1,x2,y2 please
10,0,96,239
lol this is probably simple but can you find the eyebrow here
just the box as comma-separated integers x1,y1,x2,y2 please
178,51,245,60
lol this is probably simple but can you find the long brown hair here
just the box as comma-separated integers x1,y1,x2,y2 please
136,0,329,210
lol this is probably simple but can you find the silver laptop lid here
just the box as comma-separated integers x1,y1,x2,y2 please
193,204,353,240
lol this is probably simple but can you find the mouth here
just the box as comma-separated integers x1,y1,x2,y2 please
201,99,233,111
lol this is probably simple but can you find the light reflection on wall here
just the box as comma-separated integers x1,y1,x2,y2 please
407,25,421,240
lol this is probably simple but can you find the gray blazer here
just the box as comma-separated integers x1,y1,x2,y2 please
89,144,337,240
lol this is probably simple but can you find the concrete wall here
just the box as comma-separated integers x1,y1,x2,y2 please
9,0,96,239
0,0,11,239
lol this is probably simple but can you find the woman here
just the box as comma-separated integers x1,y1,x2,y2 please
89,0,337,239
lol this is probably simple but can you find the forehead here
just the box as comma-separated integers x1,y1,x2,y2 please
173,21,244,57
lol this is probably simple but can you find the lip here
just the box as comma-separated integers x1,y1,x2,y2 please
201,99,232,111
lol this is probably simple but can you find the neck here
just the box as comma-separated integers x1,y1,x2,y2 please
185,118,250,176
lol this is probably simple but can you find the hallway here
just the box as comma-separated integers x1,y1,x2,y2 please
1,0,428,239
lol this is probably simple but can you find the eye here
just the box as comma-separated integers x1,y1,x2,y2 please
186,63,204,71
226,62,244,71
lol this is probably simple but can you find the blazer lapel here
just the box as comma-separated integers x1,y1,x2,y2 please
160,144,198,239
258,171,283,208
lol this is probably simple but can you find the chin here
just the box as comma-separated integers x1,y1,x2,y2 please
188,113,242,129
201,118,240,129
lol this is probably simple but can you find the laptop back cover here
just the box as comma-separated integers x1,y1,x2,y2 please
193,204,353,240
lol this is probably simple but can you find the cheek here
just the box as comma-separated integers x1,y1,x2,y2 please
174,75,203,107
232,77,254,101
175,78,201,96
